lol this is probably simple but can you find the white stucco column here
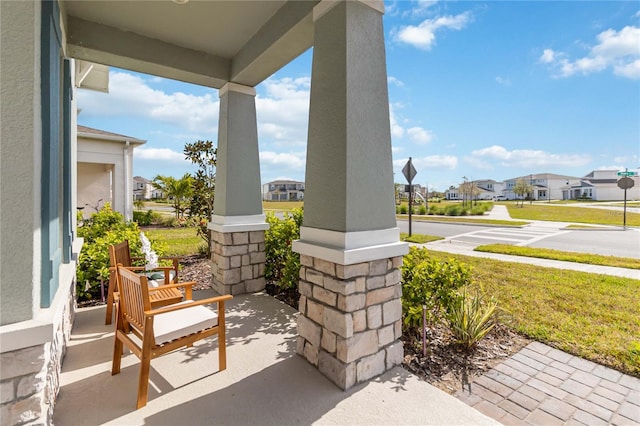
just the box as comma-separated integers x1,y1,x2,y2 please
123,141,133,220
292,0,408,390
208,82,268,295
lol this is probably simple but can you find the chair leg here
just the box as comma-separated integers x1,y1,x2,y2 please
105,269,116,325
137,355,151,409
112,334,123,375
218,302,227,371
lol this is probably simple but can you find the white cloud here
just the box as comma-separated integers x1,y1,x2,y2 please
467,145,592,168
135,147,185,161
404,0,438,19
495,76,511,86
77,72,219,134
394,155,458,170
391,146,403,154
389,104,405,139
407,127,434,144
539,49,556,64
395,11,472,50
612,154,639,167
614,59,640,79
259,151,306,170
256,77,310,146
541,25,640,79
387,76,405,88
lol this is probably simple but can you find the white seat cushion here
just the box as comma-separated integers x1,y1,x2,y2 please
153,301,218,345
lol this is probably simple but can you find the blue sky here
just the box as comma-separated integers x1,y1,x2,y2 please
77,0,640,192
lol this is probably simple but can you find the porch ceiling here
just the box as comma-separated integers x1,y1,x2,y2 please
61,0,319,88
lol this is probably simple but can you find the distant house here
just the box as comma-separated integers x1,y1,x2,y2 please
503,173,580,201
262,180,304,201
579,170,640,201
133,176,165,200
77,125,146,219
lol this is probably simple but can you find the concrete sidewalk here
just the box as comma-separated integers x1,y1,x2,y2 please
423,239,640,280
54,293,498,425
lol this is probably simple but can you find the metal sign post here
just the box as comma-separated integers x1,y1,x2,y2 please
402,157,417,237
617,169,635,230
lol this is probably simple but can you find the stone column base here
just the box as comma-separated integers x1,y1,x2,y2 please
296,254,404,389
211,230,266,295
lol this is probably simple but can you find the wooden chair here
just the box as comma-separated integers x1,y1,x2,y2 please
112,265,232,409
105,240,183,325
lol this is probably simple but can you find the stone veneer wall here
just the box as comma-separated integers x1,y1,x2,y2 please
0,285,75,425
211,230,267,295
296,254,404,389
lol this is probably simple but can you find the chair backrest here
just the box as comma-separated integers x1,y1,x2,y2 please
110,240,133,268
116,265,152,336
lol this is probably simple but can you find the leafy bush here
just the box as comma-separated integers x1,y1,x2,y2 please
76,204,166,301
418,205,427,215
444,205,463,216
400,205,408,214
446,286,497,350
401,247,473,331
265,208,303,290
133,210,157,226
428,205,443,215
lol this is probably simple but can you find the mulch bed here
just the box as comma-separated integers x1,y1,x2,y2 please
402,321,531,394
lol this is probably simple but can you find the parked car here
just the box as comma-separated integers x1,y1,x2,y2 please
492,195,507,201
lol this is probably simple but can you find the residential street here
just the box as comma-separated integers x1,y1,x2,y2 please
397,213,640,259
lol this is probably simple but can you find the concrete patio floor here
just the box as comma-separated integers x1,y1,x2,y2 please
53,291,497,425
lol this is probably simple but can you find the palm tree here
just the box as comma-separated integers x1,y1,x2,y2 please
152,174,193,219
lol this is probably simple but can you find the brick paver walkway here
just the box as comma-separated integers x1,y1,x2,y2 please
455,342,640,425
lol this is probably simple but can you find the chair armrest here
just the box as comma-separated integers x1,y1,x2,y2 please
145,294,233,316
149,281,194,298
148,282,195,292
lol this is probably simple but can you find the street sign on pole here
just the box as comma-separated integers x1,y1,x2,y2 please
402,158,418,236
617,177,635,190
617,171,635,177
402,158,417,183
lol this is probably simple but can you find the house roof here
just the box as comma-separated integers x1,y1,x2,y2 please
505,173,579,182
77,125,146,144
133,176,151,183
266,180,304,185
584,179,618,184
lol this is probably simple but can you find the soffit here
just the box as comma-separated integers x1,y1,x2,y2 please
61,0,318,88
62,1,285,58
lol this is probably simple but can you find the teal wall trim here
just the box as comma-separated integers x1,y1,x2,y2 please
40,0,63,307
62,59,73,263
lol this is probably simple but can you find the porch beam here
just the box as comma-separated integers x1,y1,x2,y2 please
66,16,230,88
231,1,319,86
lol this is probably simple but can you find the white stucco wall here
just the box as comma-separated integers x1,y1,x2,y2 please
0,0,42,324
77,162,112,216
77,137,131,219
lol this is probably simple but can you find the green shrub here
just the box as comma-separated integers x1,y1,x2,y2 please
76,203,166,301
444,205,462,216
428,205,443,215
400,205,408,214
265,208,303,290
418,205,427,215
133,209,157,226
401,247,473,331
446,286,497,350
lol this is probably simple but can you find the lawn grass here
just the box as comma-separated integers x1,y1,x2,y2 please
506,204,640,226
143,227,204,256
398,215,529,226
263,201,303,211
427,250,640,376
400,233,443,243
474,244,640,269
